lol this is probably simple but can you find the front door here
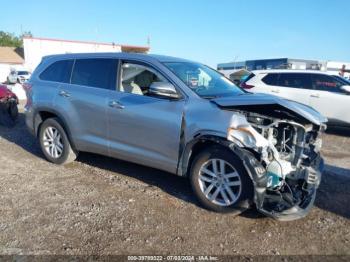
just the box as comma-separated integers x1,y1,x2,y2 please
107,61,186,173
274,73,313,106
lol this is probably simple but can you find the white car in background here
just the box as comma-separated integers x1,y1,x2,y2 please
7,70,31,84
241,70,350,126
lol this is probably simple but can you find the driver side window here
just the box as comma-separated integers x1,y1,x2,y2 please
119,62,169,97
311,74,345,94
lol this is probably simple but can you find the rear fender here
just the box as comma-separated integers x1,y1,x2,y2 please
33,107,77,151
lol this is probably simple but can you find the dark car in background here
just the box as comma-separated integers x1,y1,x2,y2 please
0,84,18,126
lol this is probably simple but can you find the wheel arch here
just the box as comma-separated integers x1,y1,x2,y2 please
33,107,77,151
177,133,233,177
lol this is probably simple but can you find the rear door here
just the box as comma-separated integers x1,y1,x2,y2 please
309,74,350,124
54,58,117,155
107,60,186,173
274,73,312,105
259,73,280,94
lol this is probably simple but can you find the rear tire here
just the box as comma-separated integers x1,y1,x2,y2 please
190,145,254,215
39,118,78,165
0,100,18,127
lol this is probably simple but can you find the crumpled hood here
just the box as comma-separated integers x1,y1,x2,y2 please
211,93,327,126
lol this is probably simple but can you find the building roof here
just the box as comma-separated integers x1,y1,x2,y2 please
218,58,322,69
23,36,150,53
0,47,24,64
217,61,246,69
251,69,335,75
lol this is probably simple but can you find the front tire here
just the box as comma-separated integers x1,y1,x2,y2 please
190,145,254,214
39,118,78,165
8,100,18,121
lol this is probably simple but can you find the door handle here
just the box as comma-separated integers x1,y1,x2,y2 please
59,90,71,98
109,100,125,109
310,94,320,98
271,89,280,93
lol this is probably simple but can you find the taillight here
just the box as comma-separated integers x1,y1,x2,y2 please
23,82,33,108
240,82,255,89
22,82,32,92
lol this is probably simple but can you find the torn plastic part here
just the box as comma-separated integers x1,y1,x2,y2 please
226,112,324,220
227,114,294,189
227,114,269,149
231,144,323,221
266,159,294,190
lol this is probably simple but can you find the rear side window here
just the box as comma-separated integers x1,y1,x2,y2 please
278,73,312,89
262,73,279,85
40,60,73,83
71,59,117,90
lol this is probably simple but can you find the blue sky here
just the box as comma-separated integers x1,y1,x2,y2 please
1,0,349,66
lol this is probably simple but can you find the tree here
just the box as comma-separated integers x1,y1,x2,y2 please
0,31,33,47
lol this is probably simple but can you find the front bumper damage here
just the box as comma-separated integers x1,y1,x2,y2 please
223,109,326,221
231,145,323,221
210,93,327,220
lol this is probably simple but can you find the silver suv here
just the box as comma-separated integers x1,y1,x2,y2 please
25,53,327,221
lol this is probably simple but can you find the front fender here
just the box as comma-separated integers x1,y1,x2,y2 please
177,132,230,177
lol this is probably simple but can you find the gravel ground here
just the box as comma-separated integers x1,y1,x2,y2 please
0,111,349,256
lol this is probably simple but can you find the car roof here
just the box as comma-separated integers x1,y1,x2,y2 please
251,69,336,75
42,52,195,64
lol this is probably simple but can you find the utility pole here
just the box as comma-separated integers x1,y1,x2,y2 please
147,35,151,48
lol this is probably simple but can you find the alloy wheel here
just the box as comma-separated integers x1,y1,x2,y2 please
43,126,64,159
198,158,242,206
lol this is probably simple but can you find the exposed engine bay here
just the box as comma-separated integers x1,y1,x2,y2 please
225,106,325,221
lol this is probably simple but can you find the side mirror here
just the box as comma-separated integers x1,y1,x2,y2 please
341,85,350,93
149,82,179,99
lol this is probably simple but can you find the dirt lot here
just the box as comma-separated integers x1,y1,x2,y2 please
0,111,349,256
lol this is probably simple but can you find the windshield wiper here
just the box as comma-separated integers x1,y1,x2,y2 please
201,95,220,99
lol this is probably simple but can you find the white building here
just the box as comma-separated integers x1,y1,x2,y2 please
325,61,350,78
23,36,149,72
0,47,25,83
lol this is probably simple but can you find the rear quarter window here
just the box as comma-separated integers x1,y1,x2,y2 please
71,58,117,90
40,60,74,83
242,73,255,83
262,73,279,85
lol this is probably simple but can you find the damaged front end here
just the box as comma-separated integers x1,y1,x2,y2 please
214,95,327,221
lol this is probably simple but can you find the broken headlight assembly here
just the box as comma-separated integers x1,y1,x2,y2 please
227,112,324,221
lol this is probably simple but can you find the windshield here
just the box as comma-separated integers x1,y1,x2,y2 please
17,71,29,75
164,62,245,98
